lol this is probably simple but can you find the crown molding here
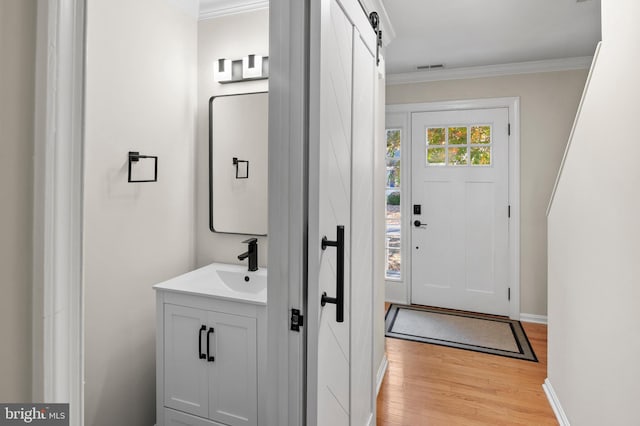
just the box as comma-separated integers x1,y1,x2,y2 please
360,0,396,46
387,56,593,85
199,0,268,20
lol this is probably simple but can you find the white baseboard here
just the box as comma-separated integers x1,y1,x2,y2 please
520,313,548,324
543,378,570,426
376,355,389,395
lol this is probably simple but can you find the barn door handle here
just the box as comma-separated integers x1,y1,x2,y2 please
321,225,344,323
198,325,206,360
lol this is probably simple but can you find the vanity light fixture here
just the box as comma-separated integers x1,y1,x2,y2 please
242,54,263,79
213,56,269,84
213,58,232,82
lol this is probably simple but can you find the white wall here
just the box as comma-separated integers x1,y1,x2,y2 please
83,0,197,424
0,0,37,402
196,10,269,267
547,0,640,424
385,69,588,316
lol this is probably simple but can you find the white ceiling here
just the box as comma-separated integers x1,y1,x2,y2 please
381,0,602,75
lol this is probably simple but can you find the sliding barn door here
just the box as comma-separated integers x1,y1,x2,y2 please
307,0,378,424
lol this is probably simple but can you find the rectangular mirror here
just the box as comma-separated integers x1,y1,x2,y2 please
209,92,268,235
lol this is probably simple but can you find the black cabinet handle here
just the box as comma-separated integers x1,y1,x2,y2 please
198,325,206,360
207,327,215,362
321,225,344,323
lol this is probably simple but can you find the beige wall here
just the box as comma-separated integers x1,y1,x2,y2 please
196,10,269,267
0,0,37,402
547,0,640,424
386,69,588,316
83,0,197,424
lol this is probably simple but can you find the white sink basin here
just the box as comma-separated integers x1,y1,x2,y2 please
216,270,266,294
153,262,267,305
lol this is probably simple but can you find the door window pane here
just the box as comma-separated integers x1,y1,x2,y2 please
387,129,401,157
470,146,491,165
448,147,468,165
427,128,445,145
448,127,467,145
471,126,491,144
427,148,445,165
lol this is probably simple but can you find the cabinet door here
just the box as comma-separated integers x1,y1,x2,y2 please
164,304,209,417
208,312,257,426
164,407,226,426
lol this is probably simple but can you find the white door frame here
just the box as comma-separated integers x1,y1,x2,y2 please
386,98,521,320
32,0,85,422
267,0,307,425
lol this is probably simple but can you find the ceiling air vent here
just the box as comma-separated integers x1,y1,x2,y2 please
416,64,444,70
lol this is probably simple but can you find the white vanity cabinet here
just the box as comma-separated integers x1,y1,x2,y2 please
154,263,267,426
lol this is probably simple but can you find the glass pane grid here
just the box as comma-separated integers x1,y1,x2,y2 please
426,124,492,167
386,128,402,280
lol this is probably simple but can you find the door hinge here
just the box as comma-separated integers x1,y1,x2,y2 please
290,309,304,332
508,205,511,218
508,288,511,301
508,123,511,136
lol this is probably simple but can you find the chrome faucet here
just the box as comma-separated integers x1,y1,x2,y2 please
238,238,258,272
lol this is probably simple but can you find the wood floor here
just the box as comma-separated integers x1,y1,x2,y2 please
376,307,557,425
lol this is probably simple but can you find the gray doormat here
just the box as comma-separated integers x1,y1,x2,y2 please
385,304,537,362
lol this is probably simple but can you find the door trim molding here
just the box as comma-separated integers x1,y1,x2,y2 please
386,97,521,319
32,0,85,419
375,355,388,395
267,0,307,425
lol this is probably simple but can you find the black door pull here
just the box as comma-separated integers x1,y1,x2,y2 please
198,325,206,360
414,220,427,228
321,225,345,323
207,327,215,362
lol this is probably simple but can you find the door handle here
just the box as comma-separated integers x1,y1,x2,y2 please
321,225,344,323
198,325,206,360
414,220,427,228
207,327,215,362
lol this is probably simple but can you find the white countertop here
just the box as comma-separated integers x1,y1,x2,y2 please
153,262,267,306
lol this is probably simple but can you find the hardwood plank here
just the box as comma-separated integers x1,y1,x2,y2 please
377,305,556,425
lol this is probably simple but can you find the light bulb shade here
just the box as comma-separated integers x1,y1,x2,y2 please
242,54,263,79
213,58,232,82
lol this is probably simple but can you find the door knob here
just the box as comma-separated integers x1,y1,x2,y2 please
414,220,427,228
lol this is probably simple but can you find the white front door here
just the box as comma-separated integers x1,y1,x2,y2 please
411,108,510,316
307,0,377,424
